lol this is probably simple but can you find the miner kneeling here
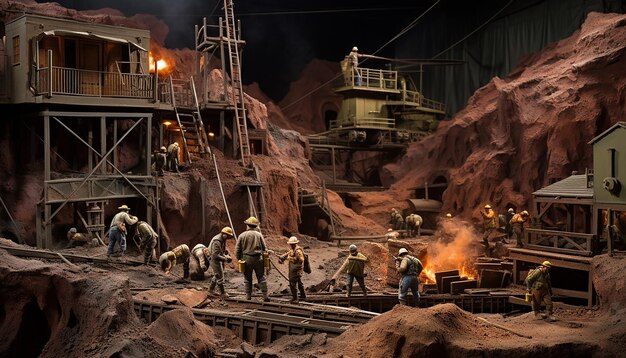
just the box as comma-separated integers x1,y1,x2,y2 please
160,244,191,279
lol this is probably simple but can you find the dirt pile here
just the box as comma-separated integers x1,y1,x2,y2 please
306,304,600,358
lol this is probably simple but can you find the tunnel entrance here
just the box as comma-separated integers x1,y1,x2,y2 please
4,299,51,358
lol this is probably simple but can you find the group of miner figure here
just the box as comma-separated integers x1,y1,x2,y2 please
480,204,529,248
481,205,557,321
388,208,423,238
329,244,423,306
153,142,181,175
104,204,159,264
158,216,276,302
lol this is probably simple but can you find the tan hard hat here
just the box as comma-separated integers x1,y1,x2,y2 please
387,228,393,232
160,146,166,152
288,236,299,244
484,204,492,209
244,216,259,226
398,248,409,256
521,210,529,216
221,226,234,236
446,213,452,218
508,208,514,213
352,46,358,51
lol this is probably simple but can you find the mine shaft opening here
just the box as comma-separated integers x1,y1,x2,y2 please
323,109,337,131
5,299,51,358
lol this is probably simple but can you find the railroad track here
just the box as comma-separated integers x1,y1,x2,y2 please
304,292,514,314
133,299,358,345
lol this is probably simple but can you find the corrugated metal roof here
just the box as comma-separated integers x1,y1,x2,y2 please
588,122,626,145
533,174,593,198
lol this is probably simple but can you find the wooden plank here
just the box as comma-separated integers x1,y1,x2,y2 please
440,276,461,294
478,269,505,288
450,280,477,295
435,270,459,294
474,263,502,270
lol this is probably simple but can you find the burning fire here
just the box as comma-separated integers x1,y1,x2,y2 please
149,52,169,74
418,217,480,284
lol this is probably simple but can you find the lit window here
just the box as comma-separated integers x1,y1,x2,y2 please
12,36,19,65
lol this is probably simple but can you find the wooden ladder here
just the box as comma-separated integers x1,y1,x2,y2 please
223,0,251,166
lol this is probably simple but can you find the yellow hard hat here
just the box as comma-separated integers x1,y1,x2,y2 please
118,205,130,211
221,226,234,236
521,210,529,216
244,216,259,226
542,260,552,268
288,236,299,244
484,204,492,209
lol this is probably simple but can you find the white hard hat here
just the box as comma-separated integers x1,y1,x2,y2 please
398,248,409,256
352,46,358,51
288,236,299,244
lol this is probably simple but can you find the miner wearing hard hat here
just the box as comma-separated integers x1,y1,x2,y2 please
395,248,423,306
278,236,306,303
191,243,210,279
347,46,363,86
235,217,270,301
136,221,158,265
207,227,234,298
524,260,555,322
510,210,530,248
107,204,138,258
160,244,191,279
480,204,498,242
66,227,90,248
155,146,167,175
331,244,368,297
167,142,180,172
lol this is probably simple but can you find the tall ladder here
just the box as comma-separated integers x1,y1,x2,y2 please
223,0,251,166
169,76,211,163
244,162,266,223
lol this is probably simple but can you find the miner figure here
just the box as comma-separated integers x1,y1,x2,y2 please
510,210,530,248
235,217,270,301
107,205,138,258
191,243,210,279
525,260,555,322
208,227,234,299
167,142,180,172
155,146,167,175
160,244,191,279
331,244,368,297
136,221,158,265
66,227,90,248
395,248,422,306
480,204,498,243
405,213,423,237
278,236,306,304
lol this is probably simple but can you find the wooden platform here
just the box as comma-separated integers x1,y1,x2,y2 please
509,247,594,307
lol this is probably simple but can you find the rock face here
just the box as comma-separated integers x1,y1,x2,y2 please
354,12,626,224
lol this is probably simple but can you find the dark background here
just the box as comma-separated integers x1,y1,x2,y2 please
36,0,626,114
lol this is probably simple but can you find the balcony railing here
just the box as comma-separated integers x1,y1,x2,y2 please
342,67,445,112
525,228,595,256
36,66,154,99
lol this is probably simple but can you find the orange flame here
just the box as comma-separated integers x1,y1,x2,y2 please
417,217,481,285
149,52,169,74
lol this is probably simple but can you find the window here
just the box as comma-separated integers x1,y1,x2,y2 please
12,36,19,65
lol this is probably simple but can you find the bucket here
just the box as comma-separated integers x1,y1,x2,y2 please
263,252,270,269
525,293,532,302
238,259,246,273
